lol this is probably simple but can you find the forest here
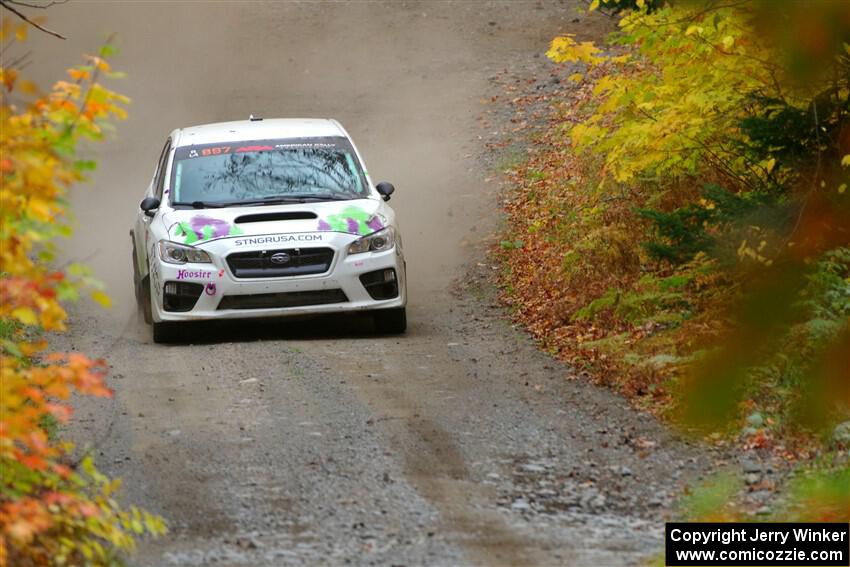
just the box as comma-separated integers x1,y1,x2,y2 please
499,0,849,520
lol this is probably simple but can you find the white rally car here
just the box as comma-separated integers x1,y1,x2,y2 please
131,118,407,343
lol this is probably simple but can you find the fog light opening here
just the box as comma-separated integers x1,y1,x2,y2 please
162,281,204,312
359,268,400,300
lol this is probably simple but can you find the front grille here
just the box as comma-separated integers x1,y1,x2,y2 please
226,247,334,278
217,289,348,310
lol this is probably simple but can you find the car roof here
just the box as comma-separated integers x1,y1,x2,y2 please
173,118,346,147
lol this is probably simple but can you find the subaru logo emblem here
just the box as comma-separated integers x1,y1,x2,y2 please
270,252,290,264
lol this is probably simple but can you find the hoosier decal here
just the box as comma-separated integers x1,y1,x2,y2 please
177,269,213,280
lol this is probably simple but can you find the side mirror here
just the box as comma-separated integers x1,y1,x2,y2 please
140,196,161,217
375,182,395,202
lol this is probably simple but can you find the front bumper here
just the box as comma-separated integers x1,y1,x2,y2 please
150,231,406,322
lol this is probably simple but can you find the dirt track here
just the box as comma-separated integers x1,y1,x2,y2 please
26,2,709,565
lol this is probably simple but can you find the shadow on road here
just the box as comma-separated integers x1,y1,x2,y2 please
152,311,397,345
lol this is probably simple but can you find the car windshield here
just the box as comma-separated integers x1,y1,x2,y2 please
169,137,369,206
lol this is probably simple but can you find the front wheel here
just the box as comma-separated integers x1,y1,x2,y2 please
373,307,406,335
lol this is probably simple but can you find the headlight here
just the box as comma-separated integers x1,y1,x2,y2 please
158,240,212,264
348,227,395,255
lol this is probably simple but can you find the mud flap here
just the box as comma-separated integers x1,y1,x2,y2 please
141,276,153,325
131,231,153,324
131,231,142,304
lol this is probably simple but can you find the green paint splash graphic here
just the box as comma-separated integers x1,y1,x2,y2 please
318,206,377,235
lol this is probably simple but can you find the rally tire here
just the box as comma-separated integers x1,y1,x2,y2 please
373,307,406,335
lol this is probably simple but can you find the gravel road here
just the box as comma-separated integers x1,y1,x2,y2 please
26,1,711,565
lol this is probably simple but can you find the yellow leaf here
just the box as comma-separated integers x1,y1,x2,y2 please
839,184,847,194
86,55,111,73
546,35,604,65
91,290,112,308
841,154,850,167
593,75,615,96
15,23,27,42
568,73,584,82
0,68,18,91
765,158,776,173
12,307,38,326
722,35,734,50
28,197,52,221
19,80,38,95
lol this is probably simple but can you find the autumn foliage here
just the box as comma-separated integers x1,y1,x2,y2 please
0,19,163,565
498,0,848,518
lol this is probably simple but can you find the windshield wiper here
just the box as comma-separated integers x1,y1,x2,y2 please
292,195,352,202
172,194,352,209
171,200,232,209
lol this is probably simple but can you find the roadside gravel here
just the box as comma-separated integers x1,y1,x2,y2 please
36,1,725,564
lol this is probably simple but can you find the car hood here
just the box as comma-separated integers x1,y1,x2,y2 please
160,199,387,246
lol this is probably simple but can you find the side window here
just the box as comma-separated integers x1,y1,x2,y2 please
153,139,171,200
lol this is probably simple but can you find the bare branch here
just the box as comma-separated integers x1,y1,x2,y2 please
0,0,66,40
630,0,755,30
4,0,69,9
4,48,32,70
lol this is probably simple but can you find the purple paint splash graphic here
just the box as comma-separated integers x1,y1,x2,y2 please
367,216,384,231
317,219,331,231
190,215,232,239
346,217,360,234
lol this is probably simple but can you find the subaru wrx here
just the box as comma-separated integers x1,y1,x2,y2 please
131,118,407,343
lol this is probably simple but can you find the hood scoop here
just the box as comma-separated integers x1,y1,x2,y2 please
235,211,318,224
